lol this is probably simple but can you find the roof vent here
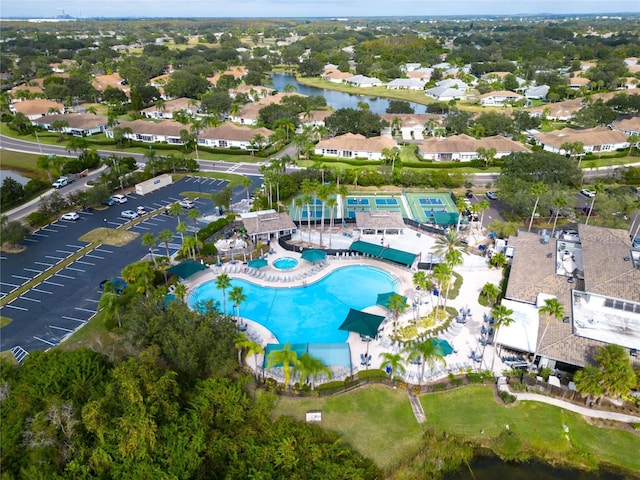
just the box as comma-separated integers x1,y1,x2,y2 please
623,256,630,261
546,253,553,258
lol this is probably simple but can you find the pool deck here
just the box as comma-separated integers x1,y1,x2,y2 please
184,227,505,384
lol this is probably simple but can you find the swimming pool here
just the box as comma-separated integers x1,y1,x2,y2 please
188,266,398,344
273,257,298,270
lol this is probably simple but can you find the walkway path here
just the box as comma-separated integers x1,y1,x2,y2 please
408,392,426,423
511,390,640,423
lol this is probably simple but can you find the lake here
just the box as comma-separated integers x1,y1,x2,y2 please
270,72,428,114
0,170,31,185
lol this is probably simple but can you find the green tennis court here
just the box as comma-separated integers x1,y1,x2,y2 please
404,192,459,226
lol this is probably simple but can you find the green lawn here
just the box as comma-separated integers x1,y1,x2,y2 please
272,385,423,469
0,150,49,181
274,384,640,474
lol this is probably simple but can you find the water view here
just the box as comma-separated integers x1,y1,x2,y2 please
270,72,428,114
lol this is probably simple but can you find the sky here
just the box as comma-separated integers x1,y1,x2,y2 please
1,0,638,19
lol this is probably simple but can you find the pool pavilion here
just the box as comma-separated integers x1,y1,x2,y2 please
240,209,297,243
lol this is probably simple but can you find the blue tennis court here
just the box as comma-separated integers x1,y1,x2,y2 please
375,198,398,206
347,198,370,206
419,198,444,205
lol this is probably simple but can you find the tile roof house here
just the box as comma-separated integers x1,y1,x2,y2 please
344,75,384,87
230,85,274,101
479,90,524,106
418,134,528,161
298,110,333,128
314,133,397,160
10,99,65,120
198,124,273,149
566,75,591,89
386,78,426,90
610,116,640,136
206,66,248,86
524,85,550,100
321,70,353,83
500,226,640,369
93,73,129,95
533,127,629,154
105,119,188,145
141,97,200,120
528,98,585,121
33,114,109,136
424,86,466,101
230,92,306,126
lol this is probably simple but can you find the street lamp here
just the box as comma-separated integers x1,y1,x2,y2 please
104,218,108,236
34,130,43,154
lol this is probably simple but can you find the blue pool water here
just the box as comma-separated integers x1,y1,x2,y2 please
188,266,398,344
273,257,298,270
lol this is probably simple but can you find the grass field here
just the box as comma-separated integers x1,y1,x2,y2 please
273,384,640,473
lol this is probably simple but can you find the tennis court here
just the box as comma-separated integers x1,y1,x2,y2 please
405,192,459,226
344,195,408,219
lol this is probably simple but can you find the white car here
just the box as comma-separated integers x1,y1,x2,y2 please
580,189,596,198
178,199,195,209
485,191,498,200
112,194,128,204
121,210,139,220
61,212,79,221
136,206,147,215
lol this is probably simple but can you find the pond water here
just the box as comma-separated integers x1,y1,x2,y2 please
446,455,628,480
0,170,31,185
270,72,428,114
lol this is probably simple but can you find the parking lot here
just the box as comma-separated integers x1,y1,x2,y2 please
0,175,261,357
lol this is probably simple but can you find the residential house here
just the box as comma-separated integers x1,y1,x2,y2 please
610,116,640,136
524,85,550,100
298,110,333,128
206,66,247,86
567,75,591,90
534,127,629,154
9,84,44,100
479,90,524,106
344,75,383,87
529,98,584,121
105,119,188,145
435,79,470,91
418,134,528,162
402,63,423,72
141,97,200,120
321,70,353,83
33,114,109,136
230,85,274,101
314,133,397,160
230,92,306,126
424,85,466,101
198,124,272,150
406,68,433,81
386,78,426,91
379,113,444,141
10,99,65,120
497,225,639,370
93,73,129,96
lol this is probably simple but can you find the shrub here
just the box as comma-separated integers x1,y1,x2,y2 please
499,390,517,404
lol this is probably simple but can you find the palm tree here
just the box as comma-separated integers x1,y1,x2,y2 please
235,335,265,380
388,293,408,334
215,274,231,315
574,365,605,406
528,182,548,232
174,283,187,301
141,232,158,268
228,286,247,325
317,183,333,247
550,195,569,237
169,202,183,225
432,230,467,260
477,199,490,226
187,209,200,254
533,298,565,368
585,182,604,226
294,352,332,390
627,133,639,155
98,281,121,328
379,352,406,382
444,248,463,269
412,270,433,319
405,339,446,385
177,221,188,246
326,197,338,248
432,263,452,319
490,303,514,372
240,176,252,200
476,147,497,168
121,261,155,298
266,342,300,389
37,154,54,183
157,229,174,262
181,236,198,260
480,282,500,306
489,252,509,269
455,198,468,233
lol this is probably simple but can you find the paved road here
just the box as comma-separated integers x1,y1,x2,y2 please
0,175,261,355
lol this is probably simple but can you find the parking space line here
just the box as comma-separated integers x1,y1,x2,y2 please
35,261,54,267
24,238,39,243
49,325,74,333
153,216,167,222
54,273,75,279
132,225,150,230
34,336,56,346
0,282,19,288
0,255,7,260
56,249,74,254
107,221,124,227
54,223,69,228
41,227,58,232
4,303,28,311
76,260,95,266
75,307,96,314
85,299,100,303
62,316,86,323
32,232,48,237
31,288,53,294
84,254,104,259
66,244,83,249
12,275,31,280
94,248,113,253
45,255,64,260
20,296,41,303
24,268,42,274
43,280,64,287
65,267,85,272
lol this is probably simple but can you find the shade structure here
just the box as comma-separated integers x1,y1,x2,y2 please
167,259,208,279
431,338,454,356
376,291,407,309
248,258,268,269
301,249,327,263
338,308,386,339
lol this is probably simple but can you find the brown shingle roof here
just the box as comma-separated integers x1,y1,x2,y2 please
199,124,272,142
11,99,64,116
316,133,396,153
611,116,640,133
535,127,628,149
419,134,528,154
379,113,444,128
112,119,187,137
241,211,296,236
236,92,307,120
35,113,108,130
355,211,405,231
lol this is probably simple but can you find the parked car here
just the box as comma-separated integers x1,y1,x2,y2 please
178,199,195,209
102,197,115,206
112,194,128,204
99,278,127,294
580,189,596,198
465,189,474,199
121,210,139,220
485,191,498,200
136,206,147,215
60,212,79,221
